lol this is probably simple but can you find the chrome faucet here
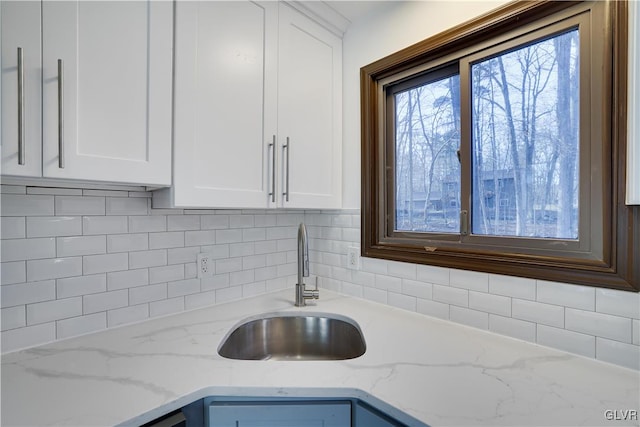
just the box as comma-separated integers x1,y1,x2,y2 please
295,223,319,306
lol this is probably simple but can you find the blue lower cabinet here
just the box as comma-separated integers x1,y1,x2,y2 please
208,401,351,427
354,400,406,427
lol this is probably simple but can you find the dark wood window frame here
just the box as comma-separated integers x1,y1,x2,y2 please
361,0,639,291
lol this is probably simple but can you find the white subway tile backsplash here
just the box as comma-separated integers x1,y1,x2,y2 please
184,262,198,279
254,240,277,254
149,265,184,285
107,268,149,291
83,216,128,235
388,292,416,312
184,230,215,247
565,308,632,343
216,229,243,244
129,284,167,305
129,216,166,233
57,235,106,257
1,261,26,285
230,270,254,286
2,217,26,239
489,315,536,342
26,297,82,325
416,265,449,286
1,237,55,262
432,284,468,307
83,290,128,314
450,269,489,293
469,291,511,317
242,228,266,242
363,286,387,304
105,197,148,215
57,313,106,339
149,232,184,249
387,261,417,280
202,244,230,260
512,298,564,328
167,278,200,298
595,288,640,319
27,216,81,238
229,243,254,257
83,253,128,275
242,281,266,297
167,247,199,265
216,285,242,303
417,298,449,320
185,290,216,310
55,196,105,216
230,215,254,228
341,281,363,298
1,306,26,331
537,325,595,358
150,297,184,317
2,194,637,370
107,233,148,253
242,255,266,270
1,194,54,216
201,274,229,292
488,274,536,301
537,280,595,311
1,280,56,308
450,306,489,330
216,257,243,274
168,215,200,231
57,274,107,298
1,322,55,353
129,249,167,269
200,215,229,230
27,257,82,281
596,338,640,370
401,279,432,300
107,304,149,327
375,274,401,292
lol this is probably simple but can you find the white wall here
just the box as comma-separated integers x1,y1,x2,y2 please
342,0,508,207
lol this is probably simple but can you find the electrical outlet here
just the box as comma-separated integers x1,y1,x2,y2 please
197,252,214,278
347,246,360,270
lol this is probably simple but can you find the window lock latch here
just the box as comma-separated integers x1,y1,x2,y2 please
460,210,468,235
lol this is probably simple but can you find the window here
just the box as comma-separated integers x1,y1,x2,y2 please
361,0,639,290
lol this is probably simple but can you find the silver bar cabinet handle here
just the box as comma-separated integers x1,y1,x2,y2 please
57,59,64,169
283,137,290,202
268,135,276,203
17,47,25,165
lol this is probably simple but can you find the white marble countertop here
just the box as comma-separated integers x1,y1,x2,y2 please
1,289,638,426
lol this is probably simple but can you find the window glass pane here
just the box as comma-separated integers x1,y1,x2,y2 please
471,29,579,239
394,75,461,232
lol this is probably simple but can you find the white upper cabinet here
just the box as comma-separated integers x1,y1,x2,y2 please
277,3,342,209
169,1,278,208
1,1,173,186
157,1,342,209
1,1,42,177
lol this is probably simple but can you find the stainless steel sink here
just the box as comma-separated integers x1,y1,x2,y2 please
218,312,366,361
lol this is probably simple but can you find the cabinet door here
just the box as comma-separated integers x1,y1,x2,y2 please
209,401,351,427
41,1,172,185
1,1,42,177
278,4,342,209
172,1,277,208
